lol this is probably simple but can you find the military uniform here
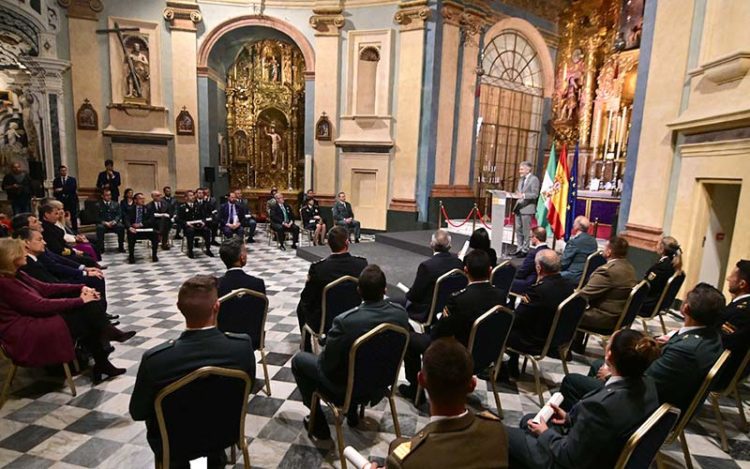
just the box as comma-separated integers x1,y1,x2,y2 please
717,295,750,389
386,411,508,469
639,256,677,316
129,328,256,455
176,202,212,258
95,199,125,252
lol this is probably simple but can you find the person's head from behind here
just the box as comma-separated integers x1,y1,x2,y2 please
469,227,490,251
727,260,750,297
39,204,57,224
430,229,451,253
177,275,219,328
605,235,628,260
573,216,590,235
357,264,386,302
682,282,726,327
327,226,349,254
0,238,27,276
605,329,660,378
463,249,490,282
220,237,246,269
13,227,45,256
419,338,476,411
535,249,561,279
530,226,547,247
658,236,683,271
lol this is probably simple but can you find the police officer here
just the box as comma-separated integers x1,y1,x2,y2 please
378,338,508,468
717,260,750,389
129,275,255,466
176,190,213,259
95,189,125,253
296,225,367,351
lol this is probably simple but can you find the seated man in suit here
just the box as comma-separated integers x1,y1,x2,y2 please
203,187,221,246
147,190,172,251
218,237,265,296
716,259,750,389
233,189,257,243
39,204,97,267
129,275,256,466
219,191,246,241
373,338,508,469
292,265,409,439
296,226,368,351
507,329,660,469
332,191,361,243
176,190,213,259
561,283,725,414
571,236,637,352
560,216,599,283
505,250,575,378
510,226,551,295
403,229,463,320
95,189,125,253
269,192,300,250
124,193,159,264
400,250,506,401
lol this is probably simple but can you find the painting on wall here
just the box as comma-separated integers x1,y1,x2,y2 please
176,107,195,135
618,0,645,50
76,99,98,130
315,113,331,141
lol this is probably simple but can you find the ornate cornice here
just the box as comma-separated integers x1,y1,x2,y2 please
441,1,464,27
163,1,202,32
57,0,103,21
394,1,431,32
309,9,345,35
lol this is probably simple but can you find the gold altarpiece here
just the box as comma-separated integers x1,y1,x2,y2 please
226,39,305,191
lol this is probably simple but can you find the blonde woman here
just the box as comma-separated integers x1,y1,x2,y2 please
47,199,101,261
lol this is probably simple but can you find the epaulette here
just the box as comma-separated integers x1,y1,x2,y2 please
224,332,251,341
144,340,175,357
647,272,657,282
392,441,412,462
451,288,467,297
477,410,501,422
721,322,737,335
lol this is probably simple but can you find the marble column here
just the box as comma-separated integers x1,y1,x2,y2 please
164,1,202,191
434,2,462,186
452,15,482,186
309,6,344,203
391,1,431,213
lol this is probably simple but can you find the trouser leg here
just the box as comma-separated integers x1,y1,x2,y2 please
247,219,256,240
291,352,325,416
352,220,361,240
290,225,299,244
96,225,105,251
514,215,525,252
559,373,604,411
114,225,125,250
127,232,136,258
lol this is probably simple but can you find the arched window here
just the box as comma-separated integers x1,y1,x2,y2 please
476,31,544,191
356,46,380,115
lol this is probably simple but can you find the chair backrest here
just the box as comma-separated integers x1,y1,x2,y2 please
321,276,360,335
615,280,651,331
490,261,516,297
577,251,606,289
424,268,469,327
154,366,252,465
345,323,409,412
544,292,588,357
467,306,515,372
668,349,732,442
614,404,681,469
645,271,686,320
715,347,750,394
218,288,268,351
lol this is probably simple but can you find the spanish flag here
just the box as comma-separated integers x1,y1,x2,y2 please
547,144,569,240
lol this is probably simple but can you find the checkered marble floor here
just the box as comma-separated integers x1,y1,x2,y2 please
0,227,748,468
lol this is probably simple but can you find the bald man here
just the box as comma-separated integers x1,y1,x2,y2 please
2,162,33,214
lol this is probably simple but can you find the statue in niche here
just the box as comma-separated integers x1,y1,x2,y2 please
558,48,584,122
3,122,22,148
265,124,282,166
124,38,150,101
218,132,228,167
265,53,281,82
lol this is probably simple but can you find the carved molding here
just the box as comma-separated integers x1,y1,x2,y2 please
163,1,203,32
622,223,663,252
689,51,750,85
57,0,103,20
394,2,431,32
442,1,464,27
389,198,419,212
430,184,474,198
309,10,345,35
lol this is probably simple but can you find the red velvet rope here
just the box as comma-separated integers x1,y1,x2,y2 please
441,205,476,228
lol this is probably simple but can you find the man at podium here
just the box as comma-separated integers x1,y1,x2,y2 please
513,161,540,257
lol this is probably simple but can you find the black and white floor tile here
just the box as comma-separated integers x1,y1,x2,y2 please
0,228,747,468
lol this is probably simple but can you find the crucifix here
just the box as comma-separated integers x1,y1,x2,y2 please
96,22,143,98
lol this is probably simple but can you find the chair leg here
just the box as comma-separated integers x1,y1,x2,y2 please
1,363,18,410
415,383,424,407
241,439,251,468
62,363,77,397
522,356,528,375
308,392,320,433
72,358,80,374
655,451,665,469
659,313,668,335
230,444,237,464
734,386,748,432
679,430,694,469
259,348,272,396
490,377,503,419
641,318,649,335
560,346,570,376
530,357,544,407
388,396,402,438
331,407,347,469
711,392,729,452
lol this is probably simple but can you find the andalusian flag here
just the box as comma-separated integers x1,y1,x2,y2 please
564,144,579,241
547,144,570,240
535,144,557,237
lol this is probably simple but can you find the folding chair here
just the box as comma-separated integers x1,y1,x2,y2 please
301,276,360,354
710,347,750,451
411,268,468,333
309,324,409,468
577,251,606,290
490,260,516,300
218,288,271,396
639,271,686,335
0,344,76,410
577,280,650,350
614,404,681,469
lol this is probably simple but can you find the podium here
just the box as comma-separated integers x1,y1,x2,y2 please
487,190,519,257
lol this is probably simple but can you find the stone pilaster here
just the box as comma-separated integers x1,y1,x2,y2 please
391,1,430,212
309,5,344,200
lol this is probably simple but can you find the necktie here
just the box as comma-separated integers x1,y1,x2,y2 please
62,177,66,186
282,205,288,222
229,203,236,223
136,207,142,224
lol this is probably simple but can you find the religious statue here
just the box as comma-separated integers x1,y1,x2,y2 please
558,48,584,122
265,125,282,166
125,41,150,101
218,132,228,167
266,54,280,82
3,122,22,148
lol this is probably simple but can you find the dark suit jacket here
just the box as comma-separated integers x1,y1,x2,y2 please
560,232,599,282
53,176,78,208
219,202,247,228
718,296,750,388
129,328,256,451
21,255,61,284
406,252,464,308
298,252,368,330
124,204,155,229
332,201,355,223
218,269,266,297
534,377,659,469
38,250,83,280
579,258,637,330
646,327,723,413
641,256,677,314
96,170,121,199
511,244,551,294
176,202,205,226
431,282,507,346
318,300,409,393
97,200,122,224
269,202,295,226
509,273,575,352
1,172,32,202
41,219,72,256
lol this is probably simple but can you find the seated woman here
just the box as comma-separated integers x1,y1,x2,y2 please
469,227,497,267
120,187,135,216
47,199,101,262
0,238,134,382
301,196,326,245
506,329,660,469
640,236,682,316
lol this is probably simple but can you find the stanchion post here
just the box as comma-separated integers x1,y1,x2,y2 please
438,200,443,228
472,203,478,232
